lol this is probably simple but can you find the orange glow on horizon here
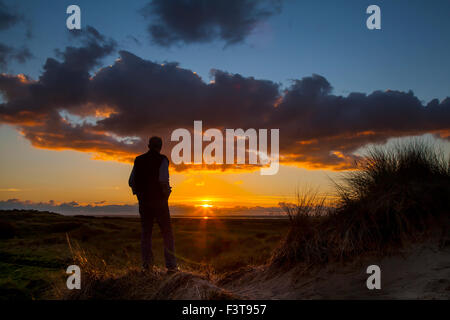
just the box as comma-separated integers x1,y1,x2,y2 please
195,199,214,208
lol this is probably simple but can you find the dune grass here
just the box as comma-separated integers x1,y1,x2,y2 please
271,140,450,266
59,236,240,300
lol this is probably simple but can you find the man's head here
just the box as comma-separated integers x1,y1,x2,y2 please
148,136,163,153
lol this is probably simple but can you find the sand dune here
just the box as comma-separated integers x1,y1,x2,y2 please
154,238,449,300
217,240,450,299
60,227,449,300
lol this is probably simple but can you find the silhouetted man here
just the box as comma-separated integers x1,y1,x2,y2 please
128,136,177,272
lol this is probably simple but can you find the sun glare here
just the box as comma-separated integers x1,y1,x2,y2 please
196,199,214,208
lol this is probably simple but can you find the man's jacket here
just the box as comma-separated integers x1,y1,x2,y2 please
128,149,170,199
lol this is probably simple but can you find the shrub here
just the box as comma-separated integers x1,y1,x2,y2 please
271,139,450,266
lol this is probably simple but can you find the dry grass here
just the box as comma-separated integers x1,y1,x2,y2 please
55,235,238,300
53,234,160,299
271,140,450,266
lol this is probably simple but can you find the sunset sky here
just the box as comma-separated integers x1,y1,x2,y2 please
1,0,449,215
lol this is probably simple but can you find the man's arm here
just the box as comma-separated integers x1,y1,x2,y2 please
159,157,171,199
129,164,137,195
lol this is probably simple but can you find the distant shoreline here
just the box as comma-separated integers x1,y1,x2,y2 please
72,214,290,220
0,209,288,219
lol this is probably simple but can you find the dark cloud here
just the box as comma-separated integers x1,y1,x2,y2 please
56,26,117,71
0,0,33,38
0,26,116,119
0,0,21,31
0,1,33,70
12,46,32,63
0,34,449,170
141,0,282,46
0,43,33,70
272,76,450,169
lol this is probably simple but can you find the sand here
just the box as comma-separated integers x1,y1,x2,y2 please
218,240,450,299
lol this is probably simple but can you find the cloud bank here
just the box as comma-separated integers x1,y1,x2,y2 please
0,27,449,170
0,199,283,216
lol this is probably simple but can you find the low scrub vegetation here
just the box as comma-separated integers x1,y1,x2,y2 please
271,140,450,266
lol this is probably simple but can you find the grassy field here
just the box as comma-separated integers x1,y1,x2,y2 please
0,210,289,299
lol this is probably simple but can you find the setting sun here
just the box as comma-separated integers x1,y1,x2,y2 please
196,199,214,208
